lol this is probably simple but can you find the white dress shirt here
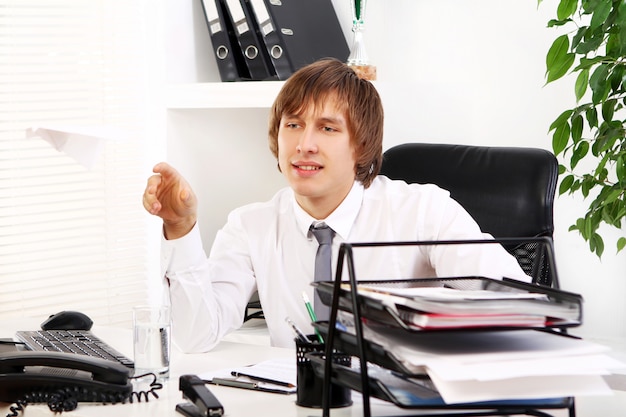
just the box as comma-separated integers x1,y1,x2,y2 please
162,176,529,352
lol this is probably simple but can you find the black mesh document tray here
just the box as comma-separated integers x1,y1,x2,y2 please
314,238,579,417
313,276,583,332
307,351,574,413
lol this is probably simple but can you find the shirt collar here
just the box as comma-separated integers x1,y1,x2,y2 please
293,181,364,240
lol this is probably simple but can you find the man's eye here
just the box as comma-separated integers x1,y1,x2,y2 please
322,126,336,132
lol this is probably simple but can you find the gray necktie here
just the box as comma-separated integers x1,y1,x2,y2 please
310,223,335,321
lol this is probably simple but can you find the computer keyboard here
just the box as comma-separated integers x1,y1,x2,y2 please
15,329,134,369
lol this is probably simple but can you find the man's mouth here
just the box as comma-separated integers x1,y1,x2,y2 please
295,165,321,171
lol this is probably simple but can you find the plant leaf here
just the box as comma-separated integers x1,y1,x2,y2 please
571,114,584,143
617,155,625,186
575,69,589,101
574,56,605,71
571,140,589,168
585,106,598,128
590,232,605,258
618,2,626,54
590,0,612,31
575,30,605,54
557,0,578,20
549,109,574,131
546,35,575,83
559,174,575,195
602,98,616,121
618,237,626,253
553,122,571,155
590,64,610,103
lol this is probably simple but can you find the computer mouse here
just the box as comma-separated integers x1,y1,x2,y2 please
41,311,94,331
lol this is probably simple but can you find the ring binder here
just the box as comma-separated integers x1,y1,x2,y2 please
262,0,350,75
199,0,249,81
222,0,275,80
243,0,292,80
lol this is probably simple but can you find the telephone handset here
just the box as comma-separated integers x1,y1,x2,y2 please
0,350,132,406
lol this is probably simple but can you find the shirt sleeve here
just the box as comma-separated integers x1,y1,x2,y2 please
424,190,531,282
163,220,256,353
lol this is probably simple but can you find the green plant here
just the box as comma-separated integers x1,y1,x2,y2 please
541,0,626,257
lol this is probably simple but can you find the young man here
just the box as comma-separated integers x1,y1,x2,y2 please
142,58,528,353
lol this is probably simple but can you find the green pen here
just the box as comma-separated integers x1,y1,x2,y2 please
301,292,324,343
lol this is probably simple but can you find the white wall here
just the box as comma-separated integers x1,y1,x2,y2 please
164,0,625,339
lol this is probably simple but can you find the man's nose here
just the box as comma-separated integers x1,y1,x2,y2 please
297,127,318,153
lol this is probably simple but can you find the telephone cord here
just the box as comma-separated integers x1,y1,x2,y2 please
4,372,163,417
129,372,164,403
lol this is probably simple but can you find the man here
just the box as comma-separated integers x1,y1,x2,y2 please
143,58,528,353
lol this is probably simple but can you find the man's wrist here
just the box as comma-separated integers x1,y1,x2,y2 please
163,217,197,240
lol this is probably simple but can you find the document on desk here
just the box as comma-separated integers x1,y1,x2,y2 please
352,283,579,321
363,325,626,404
200,357,296,394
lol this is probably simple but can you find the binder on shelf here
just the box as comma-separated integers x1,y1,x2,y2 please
222,0,275,81
243,0,292,80
199,0,249,82
263,0,350,74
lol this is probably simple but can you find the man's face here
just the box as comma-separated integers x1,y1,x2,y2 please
277,95,356,218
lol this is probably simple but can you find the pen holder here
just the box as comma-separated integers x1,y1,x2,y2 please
295,335,352,409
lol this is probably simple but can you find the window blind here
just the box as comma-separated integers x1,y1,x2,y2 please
0,1,158,327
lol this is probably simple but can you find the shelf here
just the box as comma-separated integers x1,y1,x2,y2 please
165,81,285,109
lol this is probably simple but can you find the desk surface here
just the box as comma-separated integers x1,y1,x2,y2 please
1,319,624,417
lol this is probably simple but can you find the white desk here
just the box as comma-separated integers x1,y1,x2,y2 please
1,319,625,417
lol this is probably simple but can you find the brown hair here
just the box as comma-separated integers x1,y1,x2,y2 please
268,58,384,188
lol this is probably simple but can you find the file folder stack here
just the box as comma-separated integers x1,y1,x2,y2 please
200,0,350,81
361,325,626,404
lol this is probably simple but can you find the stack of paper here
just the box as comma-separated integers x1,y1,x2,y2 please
354,283,580,329
364,325,626,404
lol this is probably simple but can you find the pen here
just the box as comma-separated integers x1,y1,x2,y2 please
210,377,258,389
301,292,324,343
285,316,311,343
230,371,295,388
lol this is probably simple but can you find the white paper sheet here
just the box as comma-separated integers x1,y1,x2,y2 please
429,373,613,404
25,125,128,169
360,325,626,403
427,354,625,381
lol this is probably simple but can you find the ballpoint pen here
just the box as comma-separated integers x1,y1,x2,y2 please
301,292,324,343
285,316,311,343
229,371,295,388
210,377,258,389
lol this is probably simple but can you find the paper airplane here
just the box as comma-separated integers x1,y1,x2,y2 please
25,125,129,169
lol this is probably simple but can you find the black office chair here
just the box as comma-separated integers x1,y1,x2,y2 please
244,291,264,322
379,142,559,287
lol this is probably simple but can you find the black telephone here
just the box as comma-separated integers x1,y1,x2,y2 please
0,350,132,409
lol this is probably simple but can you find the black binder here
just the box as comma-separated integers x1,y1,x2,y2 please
222,0,275,80
199,0,249,81
243,0,292,80
263,0,350,74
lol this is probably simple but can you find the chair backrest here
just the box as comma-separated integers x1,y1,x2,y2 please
379,143,559,286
